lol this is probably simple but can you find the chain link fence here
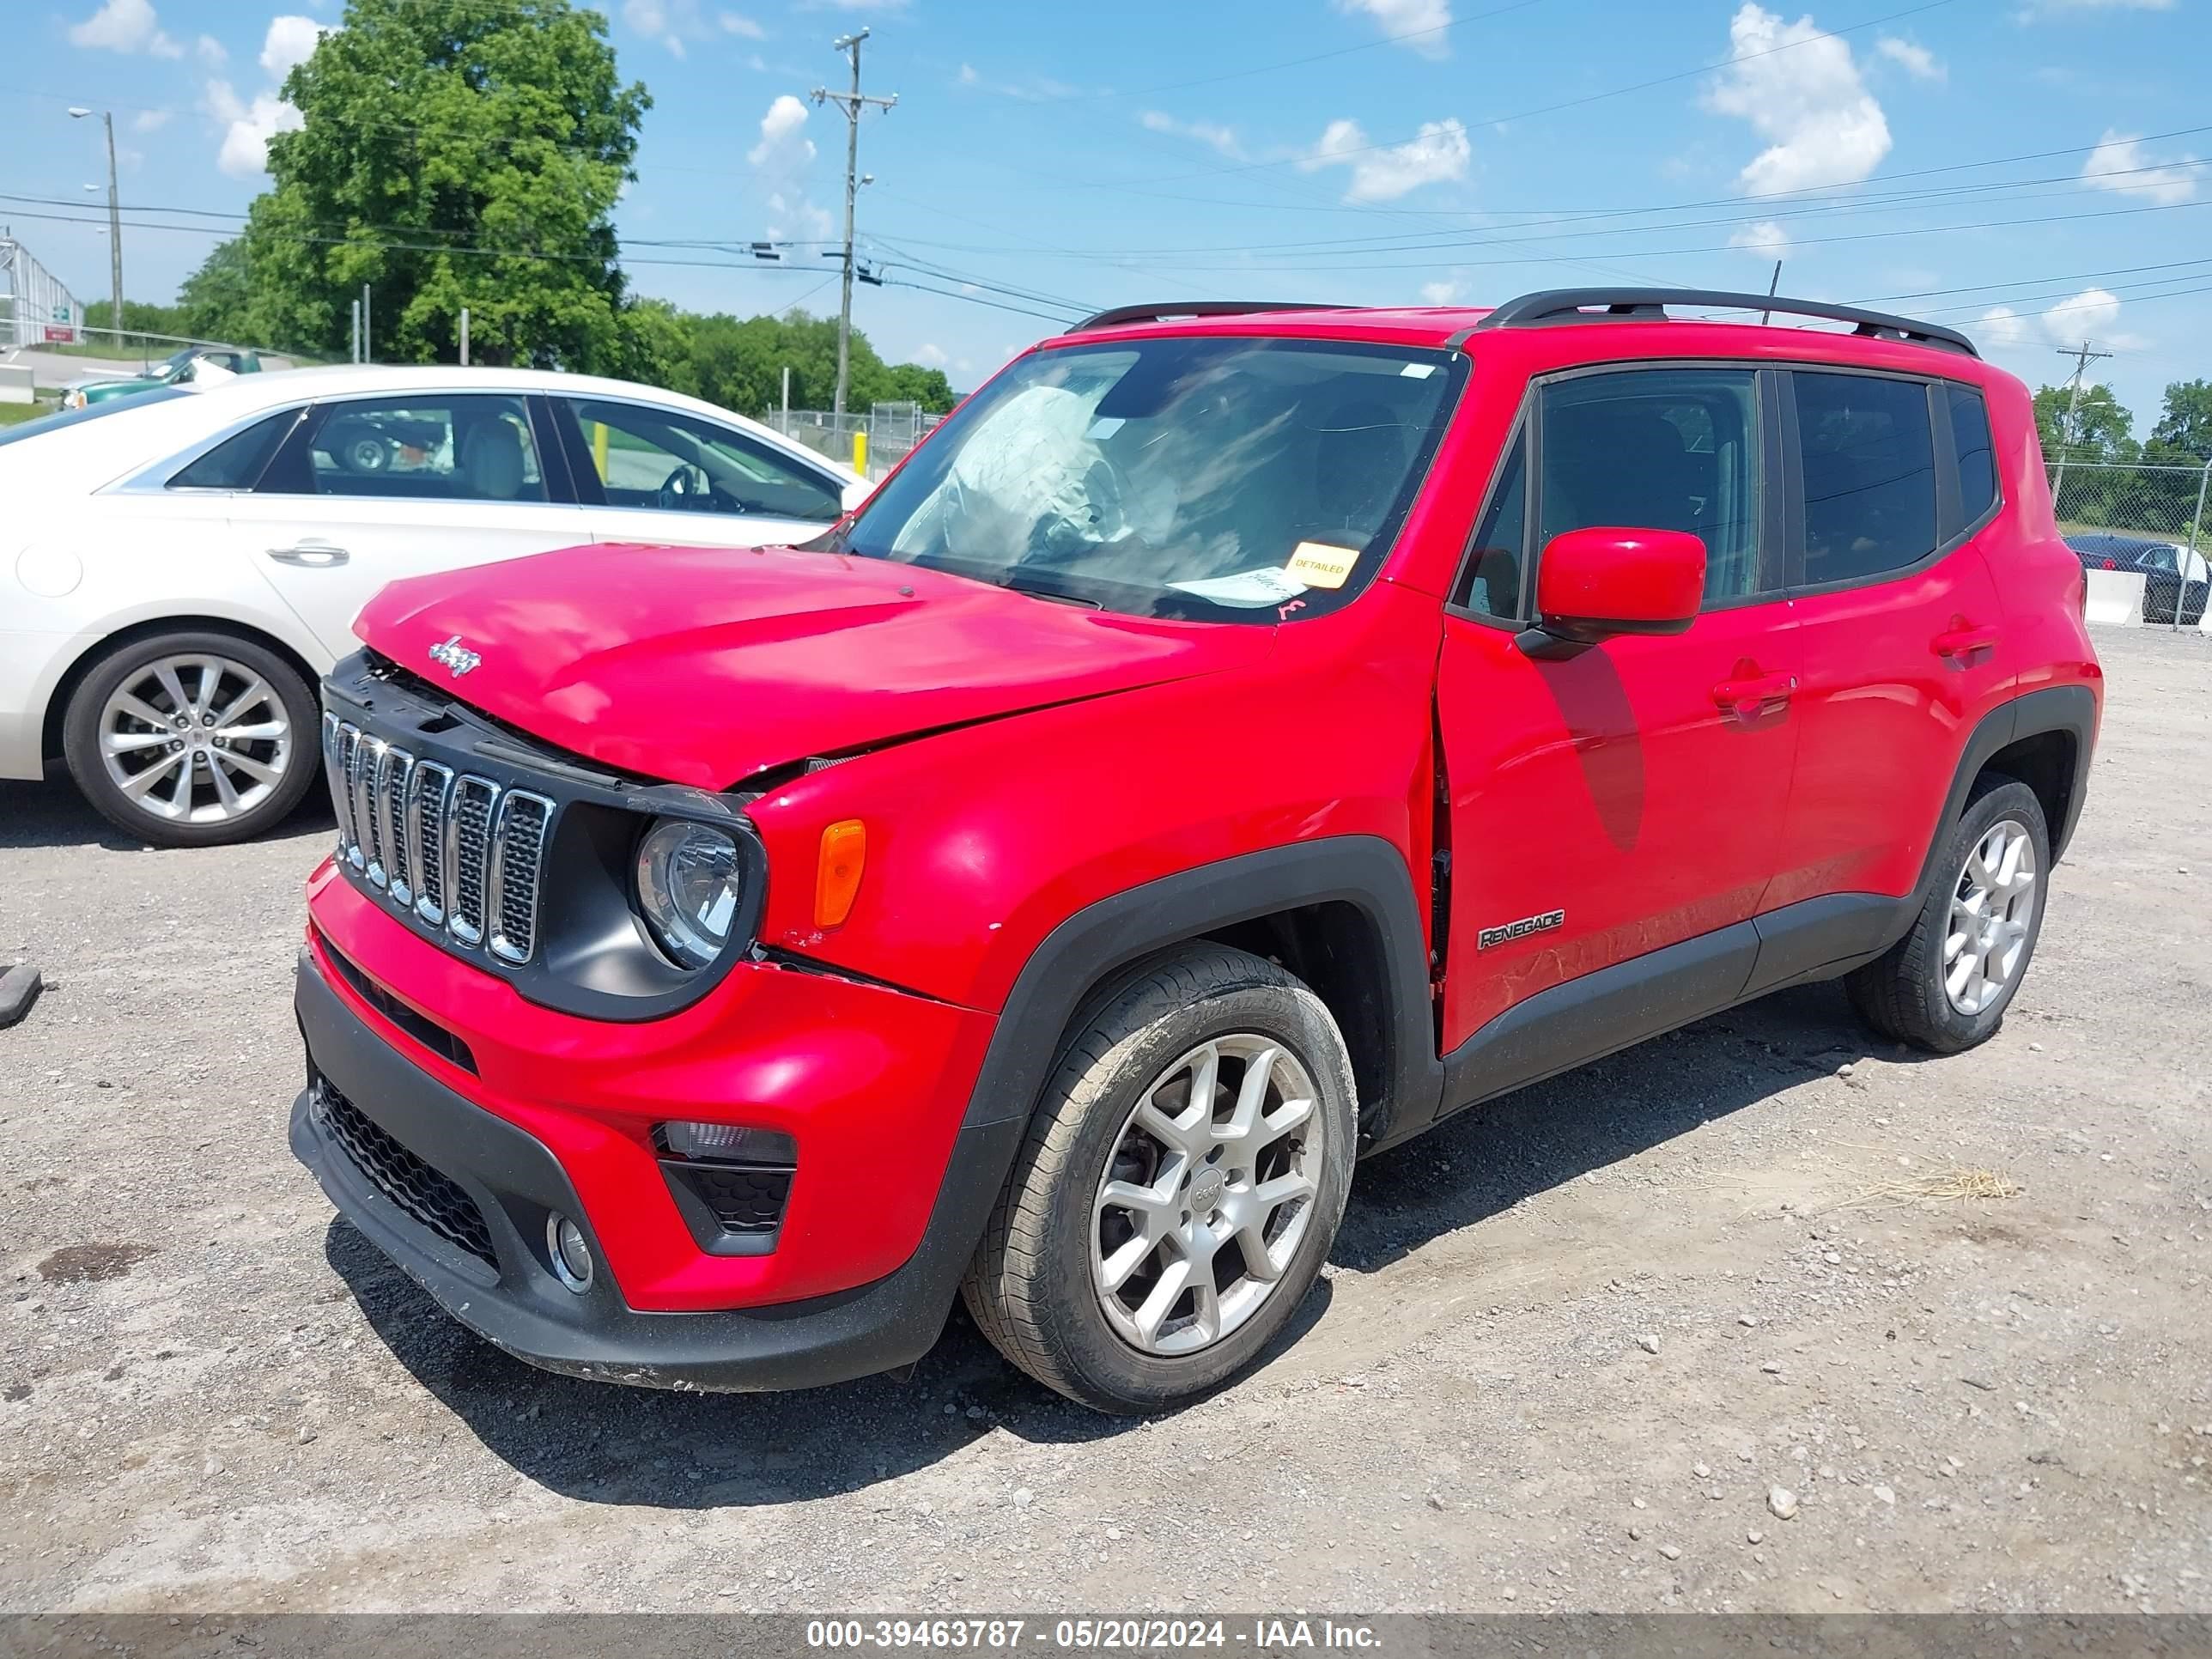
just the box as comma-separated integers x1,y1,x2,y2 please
765,402,942,481
2048,459,2212,631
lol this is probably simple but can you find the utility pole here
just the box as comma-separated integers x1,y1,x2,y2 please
68,108,123,352
813,28,896,420
2051,341,2115,509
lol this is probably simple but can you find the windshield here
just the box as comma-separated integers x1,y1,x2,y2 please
833,335,1462,622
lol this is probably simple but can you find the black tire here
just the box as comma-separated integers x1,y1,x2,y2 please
62,629,321,848
962,944,1358,1415
1845,775,2051,1054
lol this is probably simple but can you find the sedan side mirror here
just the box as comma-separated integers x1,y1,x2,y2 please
841,477,873,514
1519,526,1706,657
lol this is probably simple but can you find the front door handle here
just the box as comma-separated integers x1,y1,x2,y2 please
1933,623,1999,663
1711,672,1795,722
267,542,349,568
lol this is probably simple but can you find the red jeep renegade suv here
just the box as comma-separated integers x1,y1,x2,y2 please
290,288,2100,1414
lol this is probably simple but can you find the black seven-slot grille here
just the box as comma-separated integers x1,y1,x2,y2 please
323,713,554,965
311,1077,497,1267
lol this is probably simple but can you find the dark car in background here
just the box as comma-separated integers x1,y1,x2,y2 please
2065,532,2209,625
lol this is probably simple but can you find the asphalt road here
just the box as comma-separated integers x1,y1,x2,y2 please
1,625,2208,1614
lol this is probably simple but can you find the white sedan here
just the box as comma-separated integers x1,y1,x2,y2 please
0,364,867,846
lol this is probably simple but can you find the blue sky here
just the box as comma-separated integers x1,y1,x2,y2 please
9,0,2209,422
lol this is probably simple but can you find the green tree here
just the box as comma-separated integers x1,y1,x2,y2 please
81,298,186,341
238,0,648,370
2148,380,2212,464
175,239,258,344
2033,381,2136,463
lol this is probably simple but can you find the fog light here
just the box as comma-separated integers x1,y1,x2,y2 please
656,1121,797,1166
546,1212,593,1292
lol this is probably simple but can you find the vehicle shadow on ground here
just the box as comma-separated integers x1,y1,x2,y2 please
326,1214,1332,1507
1334,979,1919,1275
0,777,334,852
326,978,1914,1510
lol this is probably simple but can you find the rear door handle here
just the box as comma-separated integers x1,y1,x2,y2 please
267,542,349,568
1933,624,1999,662
1711,672,1795,722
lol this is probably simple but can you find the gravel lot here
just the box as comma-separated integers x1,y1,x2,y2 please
3,625,2209,1615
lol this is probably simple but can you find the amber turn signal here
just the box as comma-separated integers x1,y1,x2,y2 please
815,819,866,929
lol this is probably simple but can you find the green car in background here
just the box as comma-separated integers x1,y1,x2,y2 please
60,345,263,409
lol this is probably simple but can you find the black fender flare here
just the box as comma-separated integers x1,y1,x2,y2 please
957,835,1443,1142
1911,684,2098,904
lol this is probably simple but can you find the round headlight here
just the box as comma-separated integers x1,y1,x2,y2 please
635,820,744,969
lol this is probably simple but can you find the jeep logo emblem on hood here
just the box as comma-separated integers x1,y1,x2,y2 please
428,635,482,678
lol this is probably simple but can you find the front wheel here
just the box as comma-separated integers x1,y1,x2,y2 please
1846,775,2051,1053
62,630,320,848
963,945,1357,1414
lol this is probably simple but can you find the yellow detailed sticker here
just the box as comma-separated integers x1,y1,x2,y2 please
1284,541,1359,589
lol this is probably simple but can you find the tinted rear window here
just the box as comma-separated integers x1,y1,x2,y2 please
169,410,299,489
1948,384,1996,527
1793,372,1937,586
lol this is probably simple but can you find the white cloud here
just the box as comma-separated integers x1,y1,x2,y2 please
624,0,694,55
132,107,172,132
1703,4,1892,196
1976,306,2033,350
1875,36,1944,79
914,343,949,368
2045,286,2121,343
195,33,225,65
2079,130,2198,204
68,0,181,57
1333,0,1454,58
719,10,765,37
1139,109,1244,160
766,190,834,242
799,0,909,10
1419,279,1463,305
1729,219,1792,257
259,15,324,81
749,94,814,175
205,78,301,177
750,96,834,242
1302,116,1471,203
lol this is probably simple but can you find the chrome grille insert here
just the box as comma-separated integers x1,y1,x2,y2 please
320,713,348,857
353,733,388,887
333,723,366,868
445,775,499,948
321,697,559,968
487,792,553,964
406,763,453,927
379,747,416,907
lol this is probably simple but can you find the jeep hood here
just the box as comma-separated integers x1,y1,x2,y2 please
355,541,1273,788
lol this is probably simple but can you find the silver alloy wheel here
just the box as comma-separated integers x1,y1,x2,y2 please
1945,817,2038,1015
1091,1034,1322,1357
97,653,294,826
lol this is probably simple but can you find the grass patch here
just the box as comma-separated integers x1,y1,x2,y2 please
0,402,60,428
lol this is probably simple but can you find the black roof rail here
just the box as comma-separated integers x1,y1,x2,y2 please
1467,287,1978,358
1066,300,1340,333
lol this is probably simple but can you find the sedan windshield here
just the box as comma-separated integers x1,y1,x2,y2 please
834,335,1462,622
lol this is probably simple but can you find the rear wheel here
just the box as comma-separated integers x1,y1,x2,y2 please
1846,775,2049,1053
963,945,1357,1414
62,630,319,848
